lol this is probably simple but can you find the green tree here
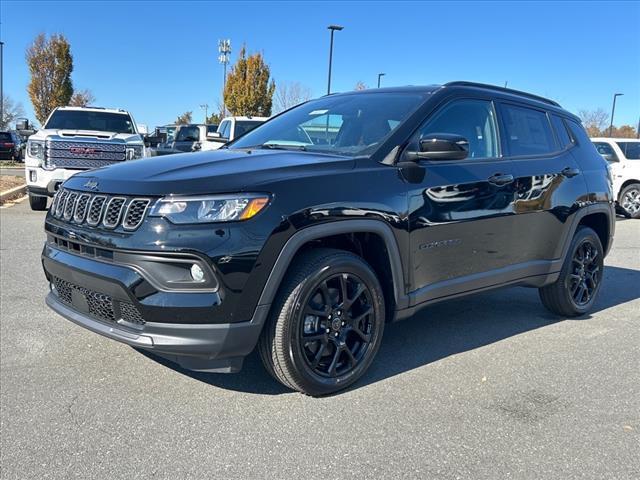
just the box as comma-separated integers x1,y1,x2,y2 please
175,111,193,125
26,33,74,124
223,46,275,117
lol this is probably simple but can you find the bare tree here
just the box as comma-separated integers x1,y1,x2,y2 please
0,96,25,130
354,81,367,91
274,81,312,113
69,89,96,107
578,108,610,137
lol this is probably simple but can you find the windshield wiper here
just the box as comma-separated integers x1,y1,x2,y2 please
259,143,307,151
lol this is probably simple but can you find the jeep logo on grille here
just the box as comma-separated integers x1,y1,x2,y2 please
70,147,99,154
83,180,99,190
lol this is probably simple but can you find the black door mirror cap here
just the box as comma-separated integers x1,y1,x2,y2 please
405,134,469,161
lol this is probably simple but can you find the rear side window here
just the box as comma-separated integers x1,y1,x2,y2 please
616,142,640,160
501,104,556,156
550,115,572,149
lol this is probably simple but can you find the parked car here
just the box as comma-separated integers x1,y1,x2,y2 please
42,82,614,395
0,131,23,160
207,116,268,150
591,137,640,218
24,106,148,211
149,124,218,156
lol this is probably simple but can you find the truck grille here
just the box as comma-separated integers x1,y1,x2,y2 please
52,275,145,325
45,139,127,170
52,188,152,231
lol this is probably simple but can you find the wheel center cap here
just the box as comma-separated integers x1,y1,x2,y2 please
331,317,342,331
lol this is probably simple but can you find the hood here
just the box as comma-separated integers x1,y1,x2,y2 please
34,129,142,143
64,148,354,195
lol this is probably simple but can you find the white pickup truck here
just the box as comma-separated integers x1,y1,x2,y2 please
204,116,268,151
592,138,640,218
25,106,147,210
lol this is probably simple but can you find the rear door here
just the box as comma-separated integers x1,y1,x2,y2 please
498,103,587,264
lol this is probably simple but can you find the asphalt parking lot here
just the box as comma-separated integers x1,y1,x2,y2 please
1,200,638,479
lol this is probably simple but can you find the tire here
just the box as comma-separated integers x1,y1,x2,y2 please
539,226,604,317
258,248,385,396
618,183,640,219
29,194,48,211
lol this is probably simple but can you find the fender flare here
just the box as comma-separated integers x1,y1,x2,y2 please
257,219,409,310
559,203,615,259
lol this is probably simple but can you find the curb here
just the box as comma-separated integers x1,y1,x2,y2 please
0,184,28,204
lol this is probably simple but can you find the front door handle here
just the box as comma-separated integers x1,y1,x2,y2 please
488,173,514,186
560,166,580,178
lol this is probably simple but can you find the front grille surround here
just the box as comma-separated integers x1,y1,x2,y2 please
51,188,153,231
45,139,127,170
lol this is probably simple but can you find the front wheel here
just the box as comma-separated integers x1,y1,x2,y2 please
619,183,640,219
29,194,48,211
259,248,385,396
539,226,604,317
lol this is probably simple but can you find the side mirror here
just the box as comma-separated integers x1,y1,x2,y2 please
206,131,228,142
406,134,469,161
601,153,618,163
137,124,149,135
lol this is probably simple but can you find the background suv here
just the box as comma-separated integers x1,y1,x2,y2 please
592,138,640,218
42,82,614,395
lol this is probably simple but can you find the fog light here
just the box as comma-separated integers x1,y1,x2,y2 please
30,170,37,182
190,263,205,282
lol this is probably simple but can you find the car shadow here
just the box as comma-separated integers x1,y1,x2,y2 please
137,265,640,396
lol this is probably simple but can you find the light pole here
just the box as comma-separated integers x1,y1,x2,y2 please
218,39,231,116
609,93,623,137
326,25,343,95
200,104,209,123
377,73,385,88
1,41,4,128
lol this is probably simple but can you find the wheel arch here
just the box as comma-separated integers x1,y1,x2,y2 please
618,179,640,200
561,204,615,259
257,220,409,314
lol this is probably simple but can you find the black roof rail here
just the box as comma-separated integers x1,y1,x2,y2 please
443,81,561,107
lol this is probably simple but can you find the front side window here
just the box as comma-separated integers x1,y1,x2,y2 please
175,126,200,142
230,92,428,156
218,121,231,139
616,142,640,160
412,99,499,159
593,142,618,161
502,104,555,156
45,110,136,134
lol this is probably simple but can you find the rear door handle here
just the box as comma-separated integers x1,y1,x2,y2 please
488,173,514,186
560,167,580,178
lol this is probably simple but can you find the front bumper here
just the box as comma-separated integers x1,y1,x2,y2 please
42,244,269,372
26,167,81,197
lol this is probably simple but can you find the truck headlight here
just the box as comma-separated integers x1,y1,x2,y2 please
126,145,144,160
28,140,45,160
149,194,270,224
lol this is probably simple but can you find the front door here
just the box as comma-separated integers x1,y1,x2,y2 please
405,98,519,304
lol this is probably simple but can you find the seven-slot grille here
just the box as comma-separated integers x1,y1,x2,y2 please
45,139,127,170
52,188,152,231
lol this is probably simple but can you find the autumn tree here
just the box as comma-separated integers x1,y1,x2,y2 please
69,88,96,107
609,125,638,138
223,46,275,117
0,96,25,130
175,111,193,125
26,33,74,124
578,108,610,137
274,81,312,113
354,81,367,91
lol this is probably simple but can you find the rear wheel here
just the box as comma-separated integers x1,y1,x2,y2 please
619,183,640,219
539,226,604,316
29,194,48,211
259,248,385,396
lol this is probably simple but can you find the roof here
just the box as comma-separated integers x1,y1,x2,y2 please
55,106,131,114
591,137,640,142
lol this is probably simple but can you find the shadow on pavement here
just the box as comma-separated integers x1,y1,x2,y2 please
138,265,640,396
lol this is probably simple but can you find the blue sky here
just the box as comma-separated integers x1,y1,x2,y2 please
1,1,639,128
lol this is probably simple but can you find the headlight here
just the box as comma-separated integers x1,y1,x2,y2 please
149,194,270,224
126,145,144,160
28,140,45,160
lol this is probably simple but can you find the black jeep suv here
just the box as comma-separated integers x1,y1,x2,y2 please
42,82,615,395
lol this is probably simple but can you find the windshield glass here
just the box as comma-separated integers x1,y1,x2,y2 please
45,110,136,134
230,92,427,156
616,141,640,160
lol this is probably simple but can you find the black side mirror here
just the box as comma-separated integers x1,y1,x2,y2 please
406,134,469,161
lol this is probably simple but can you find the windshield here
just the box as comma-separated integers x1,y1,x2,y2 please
45,110,136,134
616,141,640,160
230,92,427,156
